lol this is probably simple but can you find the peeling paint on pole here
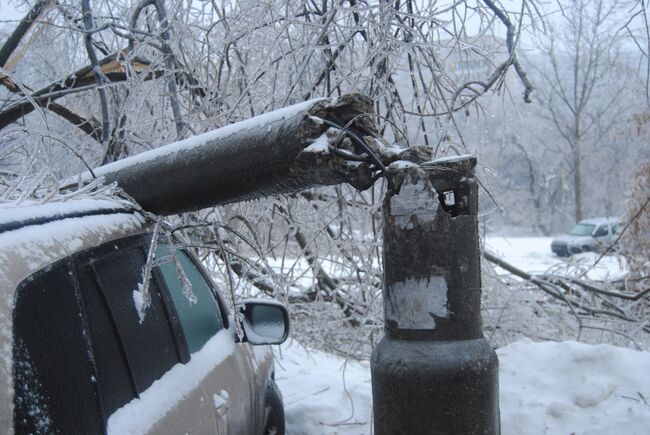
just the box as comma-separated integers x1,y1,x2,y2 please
387,172,439,230
380,161,484,341
385,276,449,329
383,167,452,330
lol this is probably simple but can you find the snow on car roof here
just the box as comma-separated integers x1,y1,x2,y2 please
0,197,135,233
0,197,147,289
578,217,621,225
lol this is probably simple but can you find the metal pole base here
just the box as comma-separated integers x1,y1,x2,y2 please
371,336,499,435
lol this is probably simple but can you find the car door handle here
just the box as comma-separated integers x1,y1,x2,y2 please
213,390,230,415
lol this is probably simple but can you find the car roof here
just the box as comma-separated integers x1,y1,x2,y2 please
0,198,148,432
0,196,148,299
0,197,135,233
578,217,620,226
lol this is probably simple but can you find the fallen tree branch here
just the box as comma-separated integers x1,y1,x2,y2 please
0,72,104,140
483,249,648,327
47,102,103,142
551,275,650,301
0,53,159,132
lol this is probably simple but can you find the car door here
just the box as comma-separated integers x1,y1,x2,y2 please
592,224,610,247
74,236,217,435
72,234,224,435
154,243,256,435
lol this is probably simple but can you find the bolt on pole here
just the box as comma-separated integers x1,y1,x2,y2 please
371,156,500,435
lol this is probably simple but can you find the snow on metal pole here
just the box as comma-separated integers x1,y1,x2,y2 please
66,94,379,215
371,156,500,434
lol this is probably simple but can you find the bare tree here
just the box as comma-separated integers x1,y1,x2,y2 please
529,0,632,223
621,158,650,291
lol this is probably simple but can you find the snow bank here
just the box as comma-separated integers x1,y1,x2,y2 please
499,339,650,435
277,339,650,435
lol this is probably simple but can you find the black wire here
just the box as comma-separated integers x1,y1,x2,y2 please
320,119,394,190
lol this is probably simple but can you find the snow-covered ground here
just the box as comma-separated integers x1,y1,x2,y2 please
276,237,643,434
276,339,650,435
484,236,627,281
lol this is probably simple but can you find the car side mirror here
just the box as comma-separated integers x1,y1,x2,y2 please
237,299,290,345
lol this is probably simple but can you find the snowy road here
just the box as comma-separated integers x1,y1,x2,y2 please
276,237,642,434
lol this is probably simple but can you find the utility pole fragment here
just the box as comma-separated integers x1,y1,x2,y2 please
371,156,500,434
64,94,380,215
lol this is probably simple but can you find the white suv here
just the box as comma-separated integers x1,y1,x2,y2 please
551,217,621,257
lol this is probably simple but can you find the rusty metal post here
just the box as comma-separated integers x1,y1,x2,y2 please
371,156,500,435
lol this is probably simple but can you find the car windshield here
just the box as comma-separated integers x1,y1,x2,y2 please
569,223,596,236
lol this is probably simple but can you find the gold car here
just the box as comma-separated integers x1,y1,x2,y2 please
0,198,288,434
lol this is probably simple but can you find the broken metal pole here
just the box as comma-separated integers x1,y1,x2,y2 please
67,94,379,215
371,156,500,434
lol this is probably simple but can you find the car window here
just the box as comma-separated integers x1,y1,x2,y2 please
569,223,596,236
155,243,224,354
593,225,609,237
13,236,201,433
13,260,103,434
89,243,182,394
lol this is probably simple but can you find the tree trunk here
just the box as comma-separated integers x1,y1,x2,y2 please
573,109,583,223
574,145,583,222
